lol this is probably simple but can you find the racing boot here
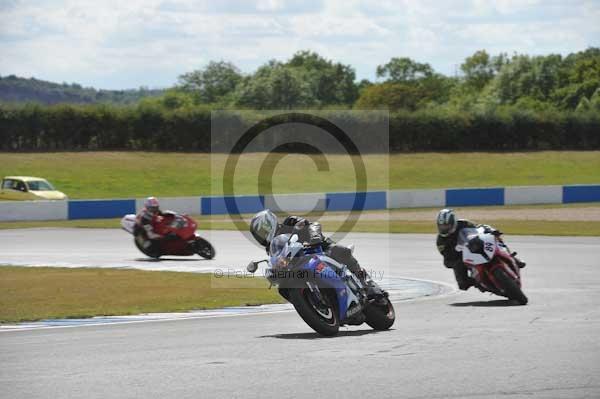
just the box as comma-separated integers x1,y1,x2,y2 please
453,262,474,291
361,269,387,300
511,252,526,268
457,277,475,291
326,244,386,300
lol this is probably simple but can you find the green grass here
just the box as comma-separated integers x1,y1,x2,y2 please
0,266,284,323
390,151,600,189
0,151,598,199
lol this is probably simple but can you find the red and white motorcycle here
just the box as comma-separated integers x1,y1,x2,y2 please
456,227,528,305
121,211,215,260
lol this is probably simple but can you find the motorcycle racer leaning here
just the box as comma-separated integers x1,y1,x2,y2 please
135,197,175,257
436,208,526,291
250,209,385,299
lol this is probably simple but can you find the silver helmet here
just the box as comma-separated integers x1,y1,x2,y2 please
250,209,278,246
436,208,457,237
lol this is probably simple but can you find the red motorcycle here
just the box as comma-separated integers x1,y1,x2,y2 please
456,227,527,305
121,211,215,259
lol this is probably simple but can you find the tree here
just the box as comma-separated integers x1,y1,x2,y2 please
354,82,426,111
575,88,600,113
552,48,600,109
576,96,591,112
418,74,458,105
285,50,358,105
590,88,600,110
156,90,194,110
565,47,600,84
232,62,311,109
487,54,564,105
460,50,507,91
231,51,358,108
357,79,373,94
370,57,455,109
376,57,434,82
269,67,306,109
178,61,242,103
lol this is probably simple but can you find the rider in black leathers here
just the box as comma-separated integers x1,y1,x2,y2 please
436,209,526,291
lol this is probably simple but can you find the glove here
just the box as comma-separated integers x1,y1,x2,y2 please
307,223,324,247
283,215,308,227
481,224,502,236
321,236,335,251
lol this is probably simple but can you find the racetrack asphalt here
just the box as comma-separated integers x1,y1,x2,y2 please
0,229,599,398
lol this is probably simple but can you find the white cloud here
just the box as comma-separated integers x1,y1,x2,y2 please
0,0,598,89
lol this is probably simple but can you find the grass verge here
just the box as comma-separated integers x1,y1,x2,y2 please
0,266,284,323
0,151,599,199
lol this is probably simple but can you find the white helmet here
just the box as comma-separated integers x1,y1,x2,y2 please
144,197,160,213
250,209,278,247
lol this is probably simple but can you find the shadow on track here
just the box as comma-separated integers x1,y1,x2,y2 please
258,329,392,340
450,299,520,307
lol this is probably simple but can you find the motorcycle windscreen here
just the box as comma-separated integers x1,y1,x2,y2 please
168,215,188,229
456,227,479,249
268,234,305,269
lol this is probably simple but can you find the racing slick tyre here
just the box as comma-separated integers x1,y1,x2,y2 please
195,237,215,259
492,268,528,305
364,297,396,330
289,285,339,336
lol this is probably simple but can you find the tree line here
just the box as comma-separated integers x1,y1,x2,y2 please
159,48,600,113
1,48,599,152
3,48,600,113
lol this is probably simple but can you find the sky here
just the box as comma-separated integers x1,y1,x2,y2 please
1,0,599,90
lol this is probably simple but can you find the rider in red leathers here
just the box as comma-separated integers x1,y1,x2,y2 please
135,197,169,257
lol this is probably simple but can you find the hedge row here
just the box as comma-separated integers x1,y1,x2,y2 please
0,105,598,152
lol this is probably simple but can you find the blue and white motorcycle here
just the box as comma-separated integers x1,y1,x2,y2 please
247,234,395,336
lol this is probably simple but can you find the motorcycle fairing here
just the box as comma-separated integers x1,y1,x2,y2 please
120,214,136,234
464,236,496,265
298,256,364,322
299,256,349,321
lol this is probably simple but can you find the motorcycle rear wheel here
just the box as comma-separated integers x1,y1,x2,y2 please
195,237,215,259
289,285,339,336
492,268,528,305
364,297,396,330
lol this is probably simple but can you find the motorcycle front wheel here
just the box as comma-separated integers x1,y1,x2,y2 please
289,285,339,336
364,297,395,330
492,268,528,305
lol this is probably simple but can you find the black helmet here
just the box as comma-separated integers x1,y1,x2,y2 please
436,208,457,237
